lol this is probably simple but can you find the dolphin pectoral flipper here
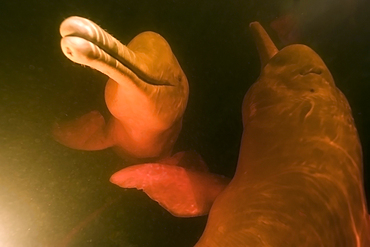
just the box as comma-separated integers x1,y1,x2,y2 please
110,151,230,217
52,111,114,151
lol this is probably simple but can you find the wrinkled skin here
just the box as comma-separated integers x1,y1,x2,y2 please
54,17,370,245
194,22,370,247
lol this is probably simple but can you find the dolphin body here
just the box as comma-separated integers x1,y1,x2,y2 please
54,16,370,245
194,22,370,246
54,16,229,217
53,16,188,164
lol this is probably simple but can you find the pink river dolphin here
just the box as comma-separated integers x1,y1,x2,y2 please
54,16,370,246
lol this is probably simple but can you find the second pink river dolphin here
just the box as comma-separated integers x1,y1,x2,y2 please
54,16,370,246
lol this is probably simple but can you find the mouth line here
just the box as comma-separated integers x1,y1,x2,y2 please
64,33,171,87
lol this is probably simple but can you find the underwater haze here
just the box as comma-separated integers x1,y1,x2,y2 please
0,0,369,246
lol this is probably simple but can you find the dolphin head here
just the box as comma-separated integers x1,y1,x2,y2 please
242,22,338,130
59,16,188,130
195,22,369,247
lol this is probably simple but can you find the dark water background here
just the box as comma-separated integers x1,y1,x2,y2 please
0,0,369,246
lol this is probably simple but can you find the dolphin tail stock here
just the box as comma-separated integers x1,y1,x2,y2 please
52,110,115,151
109,151,230,217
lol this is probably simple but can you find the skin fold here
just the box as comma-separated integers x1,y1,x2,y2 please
194,22,370,246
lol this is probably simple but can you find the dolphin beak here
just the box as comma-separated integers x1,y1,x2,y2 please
249,22,279,69
59,16,174,87
58,16,188,132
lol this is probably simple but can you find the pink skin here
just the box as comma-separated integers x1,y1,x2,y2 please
53,17,188,163
54,16,229,220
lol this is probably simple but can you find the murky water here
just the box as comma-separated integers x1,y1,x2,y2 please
1,0,369,246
